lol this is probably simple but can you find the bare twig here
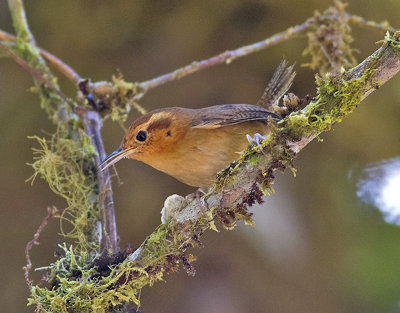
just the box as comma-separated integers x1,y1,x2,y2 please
80,109,118,253
33,46,82,86
133,13,395,100
23,207,58,291
134,19,314,99
347,14,397,33
0,30,82,86
0,29,16,41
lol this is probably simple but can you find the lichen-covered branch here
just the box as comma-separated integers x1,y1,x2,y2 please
7,0,67,120
7,0,36,45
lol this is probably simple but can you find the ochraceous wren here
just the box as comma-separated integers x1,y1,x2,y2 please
101,61,295,188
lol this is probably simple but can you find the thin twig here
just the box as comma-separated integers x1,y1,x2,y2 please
133,13,396,100
23,206,58,291
1,11,394,100
135,18,314,99
0,30,82,86
347,14,397,33
135,14,395,99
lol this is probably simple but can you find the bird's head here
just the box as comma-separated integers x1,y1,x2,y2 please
100,108,189,171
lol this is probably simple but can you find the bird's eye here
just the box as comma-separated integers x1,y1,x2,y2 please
136,130,147,142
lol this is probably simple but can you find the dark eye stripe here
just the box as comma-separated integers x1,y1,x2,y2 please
136,130,147,142
147,118,172,132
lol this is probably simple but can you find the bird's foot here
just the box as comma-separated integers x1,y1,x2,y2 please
195,188,209,211
246,133,266,153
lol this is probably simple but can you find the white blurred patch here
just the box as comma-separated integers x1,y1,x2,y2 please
240,179,308,271
357,158,400,225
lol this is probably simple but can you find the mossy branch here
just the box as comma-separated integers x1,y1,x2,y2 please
126,31,400,270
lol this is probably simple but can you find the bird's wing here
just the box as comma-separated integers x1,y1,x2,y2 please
191,104,280,129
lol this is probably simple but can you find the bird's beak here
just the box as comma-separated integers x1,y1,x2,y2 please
100,146,134,171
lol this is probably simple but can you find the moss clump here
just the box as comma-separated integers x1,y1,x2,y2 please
315,62,375,129
28,211,201,312
79,77,146,124
384,31,400,57
303,0,357,74
29,244,148,312
28,126,99,253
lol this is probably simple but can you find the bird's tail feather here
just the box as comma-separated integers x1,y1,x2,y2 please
256,60,296,108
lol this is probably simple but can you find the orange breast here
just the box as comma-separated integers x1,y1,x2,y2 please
137,121,269,187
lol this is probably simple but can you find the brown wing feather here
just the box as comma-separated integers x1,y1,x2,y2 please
191,104,280,129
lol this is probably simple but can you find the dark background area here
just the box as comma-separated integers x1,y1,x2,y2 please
1,1,400,312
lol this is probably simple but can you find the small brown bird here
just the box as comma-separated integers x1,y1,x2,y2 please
101,61,295,188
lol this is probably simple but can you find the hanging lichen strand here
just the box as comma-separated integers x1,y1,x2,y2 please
302,0,357,74
28,126,99,253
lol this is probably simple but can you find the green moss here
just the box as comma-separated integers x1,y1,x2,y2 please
284,112,311,137
384,31,400,58
89,77,146,123
29,244,148,312
28,126,99,253
28,209,206,311
143,224,169,258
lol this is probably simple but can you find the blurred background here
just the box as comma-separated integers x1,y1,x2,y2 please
1,1,400,312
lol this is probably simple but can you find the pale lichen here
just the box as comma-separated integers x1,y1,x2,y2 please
302,0,357,74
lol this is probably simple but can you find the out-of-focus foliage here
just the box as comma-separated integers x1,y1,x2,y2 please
1,1,400,313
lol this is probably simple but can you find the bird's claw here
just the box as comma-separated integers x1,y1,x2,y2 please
246,133,266,152
195,188,209,211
